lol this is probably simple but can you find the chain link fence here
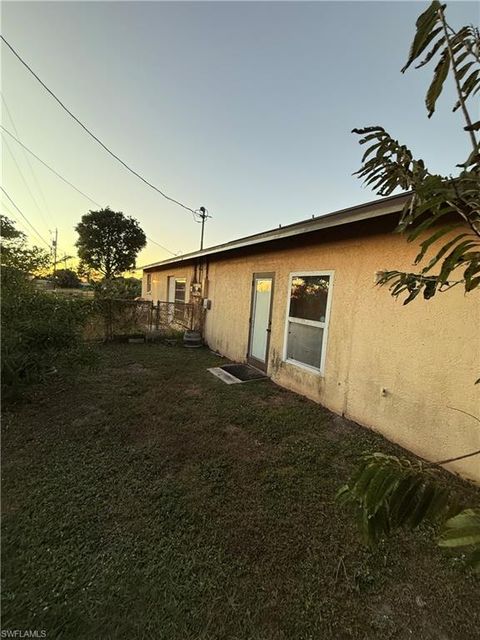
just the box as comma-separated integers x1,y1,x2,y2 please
83,299,196,341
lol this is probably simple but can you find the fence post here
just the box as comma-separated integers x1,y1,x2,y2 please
103,298,113,342
155,301,160,331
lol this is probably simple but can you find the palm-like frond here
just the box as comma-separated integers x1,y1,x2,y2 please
351,2,480,304
438,509,480,573
336,453,456,545
352,136,480,303
401,1,480,121
352,127,428,196
341,2,480,576
337,455,480,571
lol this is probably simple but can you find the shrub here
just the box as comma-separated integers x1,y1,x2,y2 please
1,278,95,401
53,268,81,289
1,216,97,402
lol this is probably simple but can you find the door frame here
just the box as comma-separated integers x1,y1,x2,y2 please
247,272,275,372
167,276,176,322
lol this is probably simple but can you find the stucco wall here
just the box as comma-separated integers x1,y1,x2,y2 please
143,227,480,481
142,268,192,303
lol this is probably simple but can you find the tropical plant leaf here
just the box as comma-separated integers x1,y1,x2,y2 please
343,0,480,575
335,453,453,544
426,49,450,117
352,128,428,196
414,225,463,264
420,233,474,273
415,33,446,68
402,1,444,72
438,509,480,547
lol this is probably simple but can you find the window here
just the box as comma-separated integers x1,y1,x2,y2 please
173,278,186,321
284,272,333,373
146,273,152,294
174,278,186,304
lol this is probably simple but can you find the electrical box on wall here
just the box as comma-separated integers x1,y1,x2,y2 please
190,282,202,296
203,298,212,310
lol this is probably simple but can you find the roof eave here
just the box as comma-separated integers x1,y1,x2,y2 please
142,192,409,271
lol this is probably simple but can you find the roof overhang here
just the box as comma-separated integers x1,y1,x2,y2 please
143,191,410,271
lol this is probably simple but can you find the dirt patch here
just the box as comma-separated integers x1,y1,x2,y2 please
224,424,245,436
183,385,202,397
71,408,107,428
223,424,268,461
127,363,149,373
255,393,295,407
109,363,150,375
322,414,361,441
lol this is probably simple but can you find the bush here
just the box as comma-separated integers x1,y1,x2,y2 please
1,215,97,402
53,268,81,289
1,278,95,401
93,276,142,299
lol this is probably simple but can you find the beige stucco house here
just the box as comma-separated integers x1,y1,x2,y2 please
142,193,479,482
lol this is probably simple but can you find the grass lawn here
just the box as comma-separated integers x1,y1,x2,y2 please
2,343,479,639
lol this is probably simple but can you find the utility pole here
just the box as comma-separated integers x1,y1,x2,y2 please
197,206,211,251
50,228,58,290
61,253,73,269
52,228,58,279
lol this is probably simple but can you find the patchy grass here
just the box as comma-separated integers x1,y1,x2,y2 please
2,344,479,639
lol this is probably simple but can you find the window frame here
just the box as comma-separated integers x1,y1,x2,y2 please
146,273,152,294
171,277,187,322
282,270,334,376
174,278,187,304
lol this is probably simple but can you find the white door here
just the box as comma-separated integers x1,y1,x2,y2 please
248,274,274,370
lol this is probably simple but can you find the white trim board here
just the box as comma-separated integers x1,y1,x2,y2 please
282,270,335,377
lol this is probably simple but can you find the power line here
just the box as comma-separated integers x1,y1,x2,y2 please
1,187,51,249
1,92,55,227
146,236,177,256
1,126,103,208
1,35,200,219
1,201,31,236
1,126,176,256
3,136,51,233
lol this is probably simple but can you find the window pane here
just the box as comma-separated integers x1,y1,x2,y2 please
250,278,272,362
174,279,186,303
287,322,323,369
289,275,330,322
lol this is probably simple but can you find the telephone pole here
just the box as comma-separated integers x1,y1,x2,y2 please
197,206,211,251
52,228,58,276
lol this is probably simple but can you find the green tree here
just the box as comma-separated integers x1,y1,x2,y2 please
1,214,50,282
75,207,146,280
77,260,102,284
337,1,480,571
54,268,81,289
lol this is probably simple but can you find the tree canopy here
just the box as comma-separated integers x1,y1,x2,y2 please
1,215,50,282
75,207,146,280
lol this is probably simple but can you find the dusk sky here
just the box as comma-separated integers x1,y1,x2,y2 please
2,1,478,268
